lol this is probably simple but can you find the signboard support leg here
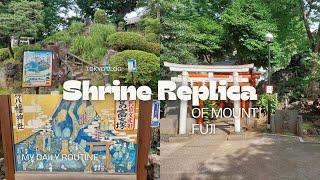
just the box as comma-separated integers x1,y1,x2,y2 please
137,100,152,180
0,95,15,180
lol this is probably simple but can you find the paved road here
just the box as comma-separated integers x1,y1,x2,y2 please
161,132,320,180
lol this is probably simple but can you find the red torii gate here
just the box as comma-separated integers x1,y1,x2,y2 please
164,62,261,134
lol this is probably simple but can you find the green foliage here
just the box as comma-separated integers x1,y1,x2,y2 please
140,18,160,34
144,42,160,56
13,44,42,62
69,23,115,62
75,0,137,23
145,33,159,43
94,9,107,24
70,36,105,62
221,0,279,66
0,0,44,39
0,48,10,61
161,0,223,65
40,0,73,35
257,93,279,114
107,32,159,56
109,50,160,86
90,23,116,43
44,21,84,44
107,32,147,51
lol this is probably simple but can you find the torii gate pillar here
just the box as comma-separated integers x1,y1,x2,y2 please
233,72,241,133
179,71,188,134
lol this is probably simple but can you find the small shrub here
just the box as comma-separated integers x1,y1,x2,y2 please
145,33,159,43
257,93,279,114
0,48,10,61
94,9,107,24
144,42,160,56
109,50,160,85
107,32,160,56
140,18,160,34
107,32,148,51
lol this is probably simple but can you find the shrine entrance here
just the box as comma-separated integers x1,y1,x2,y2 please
164,62,261,134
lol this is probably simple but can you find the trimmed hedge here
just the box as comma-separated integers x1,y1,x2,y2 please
107,32,147,51
107,32,160,56
109,50,160,85
144,42,160,56
145,33,159,43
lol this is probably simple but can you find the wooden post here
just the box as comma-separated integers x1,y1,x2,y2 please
0,95,15,180
137,100,152,180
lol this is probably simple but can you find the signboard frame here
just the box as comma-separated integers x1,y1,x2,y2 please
0,95,151,180
22,50,53,88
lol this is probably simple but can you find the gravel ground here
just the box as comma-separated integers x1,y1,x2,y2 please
161,132,320,180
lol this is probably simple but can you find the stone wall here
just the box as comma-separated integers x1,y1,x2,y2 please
161,100,195,135
271,110,303,136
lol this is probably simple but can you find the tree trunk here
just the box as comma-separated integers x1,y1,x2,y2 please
4,36,14,58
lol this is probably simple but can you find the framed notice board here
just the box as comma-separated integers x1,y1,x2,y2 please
0,95,151,179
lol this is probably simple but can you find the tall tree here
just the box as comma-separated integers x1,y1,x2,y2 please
161,0,225,65
0,0,44,56
299,0,320,97
75,0,139,23
40,0,73,35
300,0,320,54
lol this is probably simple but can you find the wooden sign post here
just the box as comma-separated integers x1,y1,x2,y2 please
0,95,15,180
137,100,152,180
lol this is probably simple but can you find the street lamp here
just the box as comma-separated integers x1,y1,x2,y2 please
265,32,273,129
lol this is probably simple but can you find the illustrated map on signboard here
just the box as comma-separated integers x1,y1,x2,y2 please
11,94,139,173
22,50,52,87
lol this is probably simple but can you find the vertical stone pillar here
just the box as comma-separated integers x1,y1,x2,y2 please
179,71,188,134
233,72,241,133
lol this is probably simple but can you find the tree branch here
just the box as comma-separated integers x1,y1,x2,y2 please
300,0,314,43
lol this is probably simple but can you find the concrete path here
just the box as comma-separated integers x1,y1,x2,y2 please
161,132,320,180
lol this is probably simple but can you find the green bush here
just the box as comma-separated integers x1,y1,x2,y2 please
140,18,160,34
107,32,160,56
107,32,148,51
145,33,159,43
94,9,107,24
0,48,10,61
13,44,42,62
144,42,160,56
109,50,160,85
257,93,279,114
